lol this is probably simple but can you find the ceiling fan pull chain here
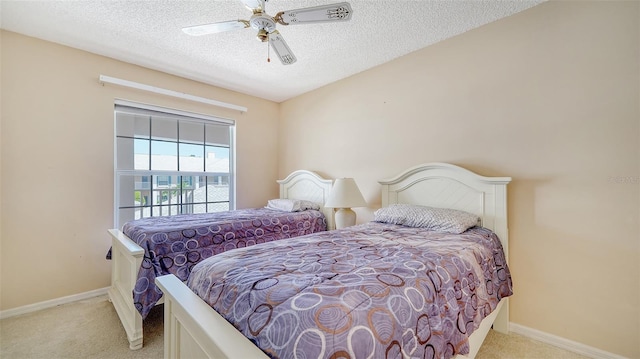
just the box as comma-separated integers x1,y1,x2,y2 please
267,33,271,62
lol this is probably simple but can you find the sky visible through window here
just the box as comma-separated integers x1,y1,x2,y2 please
134,139,229,159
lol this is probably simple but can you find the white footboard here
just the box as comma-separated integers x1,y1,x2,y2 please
155,274,268,359
107,228,145,350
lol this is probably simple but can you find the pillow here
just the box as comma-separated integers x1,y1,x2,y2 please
373,204,480,234
265,199,320,212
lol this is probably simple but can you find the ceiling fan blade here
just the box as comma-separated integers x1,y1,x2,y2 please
269,30,297,65
240,0,265,12
275,2,353,25
182,20,249,36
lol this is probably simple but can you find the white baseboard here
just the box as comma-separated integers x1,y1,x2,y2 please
0,294,630,359
0,287,109,320
510,323,629,359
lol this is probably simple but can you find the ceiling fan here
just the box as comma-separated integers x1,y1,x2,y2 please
182,0,353,65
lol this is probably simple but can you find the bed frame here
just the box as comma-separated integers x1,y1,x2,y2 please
155,163,512,359
108,170,334,350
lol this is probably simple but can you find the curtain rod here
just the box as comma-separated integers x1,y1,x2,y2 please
99,75,248,113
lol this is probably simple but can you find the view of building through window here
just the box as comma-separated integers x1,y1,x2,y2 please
114,102,235,228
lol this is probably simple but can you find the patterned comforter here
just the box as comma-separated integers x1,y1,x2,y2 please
122,208,327,319
187,222,512,359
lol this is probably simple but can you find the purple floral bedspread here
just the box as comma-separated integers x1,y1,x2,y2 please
187,223,512,359
121,208,326,319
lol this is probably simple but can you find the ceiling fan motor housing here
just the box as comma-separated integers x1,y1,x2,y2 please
250,13,276,41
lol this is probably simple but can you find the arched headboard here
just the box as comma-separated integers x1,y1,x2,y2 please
378,162,511,261
278,170,335,230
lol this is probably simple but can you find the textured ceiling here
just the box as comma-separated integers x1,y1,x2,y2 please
0,0,544,102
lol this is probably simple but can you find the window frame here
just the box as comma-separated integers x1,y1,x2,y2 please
113,100,236,228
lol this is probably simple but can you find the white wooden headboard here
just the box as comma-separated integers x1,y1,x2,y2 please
278,170,335,230
378,162,511,261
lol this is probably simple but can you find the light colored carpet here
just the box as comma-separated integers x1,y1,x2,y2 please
1,295,162,359
1,295,590,359
476,328,590,359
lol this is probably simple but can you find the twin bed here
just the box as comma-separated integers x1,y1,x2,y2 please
108,170,335,349
152,163,513,359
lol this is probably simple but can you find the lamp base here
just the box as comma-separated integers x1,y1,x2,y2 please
334,208,356,229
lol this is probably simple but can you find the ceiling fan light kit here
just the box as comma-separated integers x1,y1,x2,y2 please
182,0,353,65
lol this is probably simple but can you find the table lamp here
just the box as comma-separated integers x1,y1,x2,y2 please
325,178,367,229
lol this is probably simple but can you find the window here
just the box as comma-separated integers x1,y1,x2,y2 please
114,102,235,228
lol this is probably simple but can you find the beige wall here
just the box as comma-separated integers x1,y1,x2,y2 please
1,1,638,358
0,31,280,310
280,1,639,358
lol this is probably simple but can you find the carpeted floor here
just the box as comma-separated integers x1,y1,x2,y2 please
0,295,162,359
0,295,590,359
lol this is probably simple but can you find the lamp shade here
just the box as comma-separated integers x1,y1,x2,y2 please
325,178,367,208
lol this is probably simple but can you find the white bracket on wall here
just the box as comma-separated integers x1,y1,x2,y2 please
99,75,248,113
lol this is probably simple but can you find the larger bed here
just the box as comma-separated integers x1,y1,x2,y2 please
108,170,334,349
156,163,512,359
